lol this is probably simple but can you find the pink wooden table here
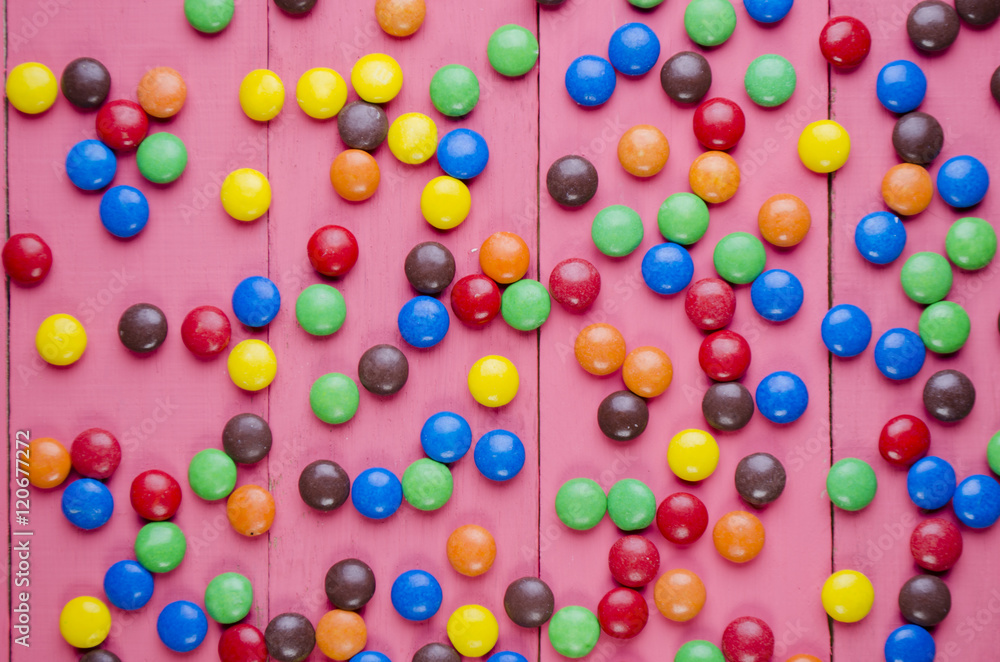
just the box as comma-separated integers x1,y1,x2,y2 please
3,0,999,660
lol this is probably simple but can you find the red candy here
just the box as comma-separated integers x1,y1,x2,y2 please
70,428,122,480
3,233,53,285
308,225,359,277
96,99,149,150
722,616,775,662
819,16,871,69
130,469,182,521
698,330,751,382
656,492,709,545
219,623,268,662
879,414,930,467
549,257,601,312
685,278,735,331
597,587,648,639
181,305,232,358
608,535,660,588
450,274,501,326
910,517,963,572
693,98,746,151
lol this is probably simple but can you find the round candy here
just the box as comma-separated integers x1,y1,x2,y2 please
607,478,656,531
882,163,933,216
205,572,253,624
821,304,872,357
923,368,975,421
296,67,346,119
35,313,88,366
487,652,526,662
685,278,735,330
955,0,1000,24
735,453,786,507
228,339,277,391
391,570,443,621
798,120,851,173
660,51,712,104
668,429,719,481
480,231,530,283
118,302,166,353
565,55,617,107
226,484,275,536
430,64,480,117
487,25,539,77
239,69,284,121
398,295,450,348
96,99,148,150
642,243,693,295
296,284,346,337
62,478,114,530
743,0,793,22
351,53,403,103
622,346,673,398
656,492,709,544
609,535,659,587
329,149,380,202
592,205,644,257
693,97,745,150
757,193,810,247
822,570,873,622
911,517,962,571
855,211,906,264
421,411,472,463
690,151,740,203
61,57,110,109
953,474,1000,528
185,0,234,33
713,510,765,563
316,610,366,661
219,624,267,662
421,176,472,230
3,233,52,285
907,456,955,510
66,139,117,190
901,252,952,304
549,258,600,312
827,458,877,511
919,301,969,354
310,373,360,424
885,624,935,662
468,355,519,407
437,128,489,180
899,574,951,627
618,124,669,178
819,15,871,68
547,155,598,207
877,60,927,113
104,560,154,611
702,382,755,431
684,0,737,46
575,323,626,376
233,276,281,327
598,587,648,638
136,132,188,185
358,344,409,395
874,328,925,380
221,168,271,222
750,269,803,321
326,558,375,611
338,101,388,151
447,605,499,657
653,568,706,622
137,67,186,118
308,225,358,277
60,596,111,648
274,0,317,13
388,112,438,165
608,23,660,77
414,643,462,662
755,371,808,424
721,617,774,662
6,62,57,114
501,280,550,331
474,430,525,481
265,613,316,662
597,390,649,441
699,330,751,382
130,469,182,520
893,112,944,165
547,606,600,658
298,460,350,512
880,414,930,467
402,458,452,510
945,216,996,269
675,641,725,662
71,428,121,479
744,54,796,107
989,430,1000,477
504,577,554,628
659,192,710,245
135,521,187,572
907,0,960,51
188,448,237,501
352,468,402,520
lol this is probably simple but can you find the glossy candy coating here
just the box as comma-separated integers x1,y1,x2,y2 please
750,269,803,321
421,411,472,463
879,415,930,467
702,382,754,431
447,525,496,577
693,97,745,150
221,168,271,221
713,510,765,562
698,330,751,382
61,57,110,109
99,186,148,238
330,149,380,202
273,0,317,14
609,535,659,587
827,458,877,511
653,568,705,621
721,617,774,662
134,521,187,572
820,15,871,68
188,449,237,501
352,53,402,102
546,155,598,207
447,605,499,657
487,25,538,77
295,284,346,336
501,280,551,331
822,570,874,622
901,252,952,304
690,151,740,203
184,0,234,33
893,112,944,165
756,371,808,423
118,303,166,352
437,128,489,180
62,478,114,530
659,192,710,245
713,232,764,283
660,51,711,104
265,613,315,662
952,474,1000,528
96,100,147,151
674,641,724,662
316,609,366,660
338,101,388,151
414,643,462,662
3,233,52,285
656,492,708,544
923,369,975,421
874,328,925,380
547,606,600,658
398,296,450,348
391,570,443,621
233,276,281,327
468,355,519,407
205,572,253,624
821,304,872,357
684,278,735,330
618,124,669,177
798,120,852,174
899,574,951,627
138,67,186,118
549,258,600,312
642,243,693,295
946,216,996,269
430,64,479,117
130,469,182,521
71,428,121,479
743,0,793,22
565,55,617,107
504,577,554,627
907,1,959,51
607,478,656,531
227,339,277,391
138,134,189,187
955,0,1000,24
387,114,438,166
937,156,990,209
744,54,796,107
597,390,649,441
36,313,88,366
735,453,786,507
622,346,673,398
325,558,375,610
226,484,275,536
919,301,969,354
421,176,470,230
856,211,906,264
988,430,1000,477
668,429,719,481
907,456,955,510
240,69,284,121
608,22,660,77
295,68,347,119
103,560,154,611
298,460,350,511
882,164,933,216
219,624,267,662
877,60,927,113
401,458,452,511
351,468,402,520
474,429,525,481
592,205,644,256
910,517,962,571
308,225,358,277
884,624,935,662
598,587,648,638
684,0,737,46
480,231,530,283
59,596,111,648
575,323,626,376
358,344,409,395
66,139,117,190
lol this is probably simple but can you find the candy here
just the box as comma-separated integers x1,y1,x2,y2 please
750,268,804,322
137,67,186,118
66,139,117,190
316,610,366,660
549,258,600,312
61,57,110,109
184,0,234,33
597,390,649,441
884,624,935,662
96,99,147,150
130,469,182,520
265,613,316,662
819,15,871,68
296,67,346,119
899,574,951,627
329,149,380,202
358,344,409,395
955,0,1000,24
656,492,709,544
919,302,969,354
308,225,359,277
402,458,452,510
421,411,472,462
757,193,810,248
660,51,712,104
641,243,694,295
798,120,851,173
504,577,555,627
547,606,600,658
555,478,607,530
205,572,253,624
298,460,350,511
608,23,660,76
592,205,644,256
221,168,271,221
219,624,267,662
874,328,925,380
480,231,530,283
117,302,167,352
136,132,188,184
659,192,710,245
468,355,519,407
233,275,281,327
618,124,669,177
877,60,927,113
598,587,648,638
900,252,952,303
103,560,154,611
421,176,471,230
756,371,808,424
227,485,275,536
565,55,617,107
653,568,705,621
693,97,745,150
923,368,975,421
487,25,539,77
713,510,765,562
675,641,725,662
326,559,376,610
352,468,402,520
273,0,316,14
437,128,489,180
689,151,740,203
882,163,932,216
71,428,121,479
684,0,737,46
953,474,1000,528
702,382,755,431
945,216,996,269
501,280,551,331
474,429,525,481
35,313,87,366
447,605,499,657
188,448,237,501
310,373,360,424
59,596,111,648
2,233,52,285
744,54,796,107
622,346,673,398
388,112,437,164
821,304,872,357
907,0,959,51
721,617,774,662
295,284,346,336
488,652,527,662
628,0,663,6
391,570,443,621
575,323,626,376
685,278,735,330
6,62,57,114
827,458,877,511
879,415,930,467
893,112,944,165
607,478,656,530
910,517,962,571
823,570,875,623
744,0,793,22
62,478,114,530
546,155,598,207
398,296,450,348
989,431,1000,477
430,64,480,117
227,339,277,391
240,69,284,121
135,521,187,572
338,101,388,150
735,453,786,507
609,535,659,587
907,456,955,510
668,429,719,481
699,330,751,381
415,643,462,662
855,211,906,264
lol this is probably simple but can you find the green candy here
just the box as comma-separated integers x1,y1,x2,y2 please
184,0,234,34
987,431,1000,477
136,132,188,184
401,458,453,511
295,284,346,336
606,478,656,531
684,0,737,47
827,458,877,511
135,522,187,573
900,252,952,304
555,478,607,531
204,572,253,624
430,64,480,117
918,300,970,354
487,25,539,77
744,54,797,107
629,0,665,7
547,606,600,659
946,217,997,270
593,205,644,257
188,449,237,501
658,192,710,245
310,373,360,424
713,232,766,284
675,640,726,662
501,279,551,331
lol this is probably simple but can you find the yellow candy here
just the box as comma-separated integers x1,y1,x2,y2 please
59,596,111,648
446,604,498,657
228,339,277,391
822,570,874,623
296,67,347,119
468,355,518,408
421,176,470,230
239,69,285,121
798,120,851,173
388,112,437,164
221,168,271,222
6,62,57,114
667,429,719,481
35,314,87,366
351,53,403,103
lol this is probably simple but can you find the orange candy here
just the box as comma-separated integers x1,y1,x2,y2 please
882,163,933,216
479,232,530,284
758,193,811,247
137,66,187,118
575,323,626,376
316,609,367,660
446,524,496,577
653,568,706,622
618,124,670,177
26,437,71,488
375,0,426,37
226,484,275,537
785,656,822,662
689,151,740,203
713,510,765,563
622,346,673,397
330,149,380,202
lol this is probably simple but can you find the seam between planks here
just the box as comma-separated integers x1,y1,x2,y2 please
826,1,835,660
264,0,272,630
534,6,542,662
4,0,10,654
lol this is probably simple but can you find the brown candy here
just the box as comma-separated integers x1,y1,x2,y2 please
80,651,121,662
405,241,455,294
358,344,409,395
954,0,1000,25
597,390,649,441
265,613,316,662
338,101,389,151
702,382,755,432
118,303,167,353
298,460,350,511
504,576,555,628
923,369,975,422
992,65,1000,105
273,0,317,14
734,453,786,508
61,57,111,109
660,51,712,104
907,1,960,51
546,155,598,207
325,558,376,611
222,413,272,464
892,112,944,165
413,643,462,662
899,574,951,627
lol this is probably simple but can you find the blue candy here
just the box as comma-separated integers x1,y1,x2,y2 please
100,185,149,238
474,429,525,481
873,328,925,380
884,624,935,662
608,23,661,76
743,0,794,22
66,139,117,190
398,296,450,348
232,276,281,327
351,467,403,520
876,60,927,113
907,456,956,510
61,478,114,530
821,304,872,357
750,269,804,322
420,411,472,463
641,243,693,295
755,371,808,424
936,155,990,208
565,55,617,107
390,569,443,621
952,474,1000,529
157,600,208,653
351,653,392,662
488,653,529,662
436,128,490,180
855,211,906,264
103,560,154,611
